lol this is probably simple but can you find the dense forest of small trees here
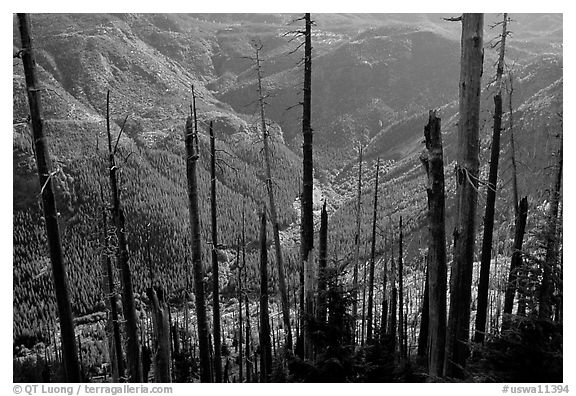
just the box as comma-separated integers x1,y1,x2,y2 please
13,12,563,384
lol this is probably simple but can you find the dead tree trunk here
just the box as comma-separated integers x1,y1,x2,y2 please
420,110,448,377
352,146,363,346
184,87,211,382
209,121,223,382
105,91,143,383
398,216,405,359
475,13,508,344
255,45,293,350
317,200,328,324
366,159,381,343
502,196,528,329
445,13,484,379
539,135,562,320
258,210,273,382
237,242,244,383
17,13,82,383
379,244,388,343
300,12,315,360
417,265,430,360
147,287,172,383
100,188,124,382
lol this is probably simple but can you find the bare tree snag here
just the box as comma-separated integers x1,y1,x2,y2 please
105,91,143,383
352,146,363,346
317,200,328,324
17,13,82,383
475,13,507,344
147,287,172,382
259,210,273,381
184,88,211,382
209,121,223,382
299,12,315,361
539,133,562,321
420,110,447,377
366,159,381,344
502,196,528,328
255,44,293,350
398,216,406,359
445,13,483,379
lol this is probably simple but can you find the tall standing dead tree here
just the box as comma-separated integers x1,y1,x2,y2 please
502,196,528,327
209,121,223,382
317,200,329,324
539,133,563,320
475,13,508,344
255,44,293,350
366,159,381,344
299,12,315,361
398,216,406,359
185,87,211,382
445,13,483,379
17,13,82,382
105,91,143,383
259,210,273,382
352,146,363,346
420,110,447,377
100,186,124,382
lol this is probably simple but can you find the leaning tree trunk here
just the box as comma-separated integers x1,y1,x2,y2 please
147,287,172,383
209,121,223,382
184,88,211,382
258,210,273,382
300,12,315,360
539,135,562,321
502,196,528,329
475,13,508,344
366,159,381,344
105,91,143,383
444,13,484,379
420,110,447,377
352,146,363,346
255,45,293,350
317,200,328,324
17,13,82,383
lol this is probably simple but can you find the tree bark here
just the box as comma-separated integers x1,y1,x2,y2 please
209,121,223,382
366,159,380,344
184,88,211,382
255,45,293,350
17,13,82,383
445,13,483,379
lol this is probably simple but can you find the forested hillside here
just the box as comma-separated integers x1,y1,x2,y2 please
13,13,562,384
